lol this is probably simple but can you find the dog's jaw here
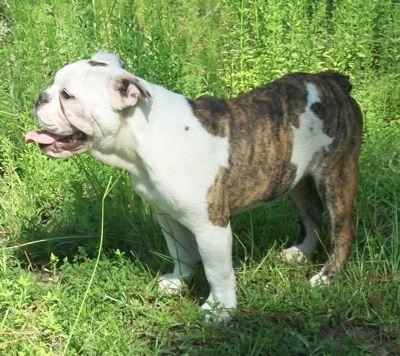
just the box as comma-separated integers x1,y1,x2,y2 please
25,129,89,158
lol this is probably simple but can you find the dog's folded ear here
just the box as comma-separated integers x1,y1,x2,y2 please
90,50,125,68
113,75,152,110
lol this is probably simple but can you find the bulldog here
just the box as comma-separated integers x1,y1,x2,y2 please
25,51,363,320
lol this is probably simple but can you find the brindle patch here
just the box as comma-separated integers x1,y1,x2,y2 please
189,72,362,228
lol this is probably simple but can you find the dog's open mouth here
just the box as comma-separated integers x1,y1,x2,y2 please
25,130,88,152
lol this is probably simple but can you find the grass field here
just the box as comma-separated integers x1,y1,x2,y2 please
1,0,400,354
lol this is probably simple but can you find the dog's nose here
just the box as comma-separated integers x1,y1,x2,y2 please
36,92,50,108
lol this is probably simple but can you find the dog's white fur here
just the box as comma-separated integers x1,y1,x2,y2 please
29,51,362,320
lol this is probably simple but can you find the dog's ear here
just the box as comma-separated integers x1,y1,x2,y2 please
113,76,152,110
90,50,125,68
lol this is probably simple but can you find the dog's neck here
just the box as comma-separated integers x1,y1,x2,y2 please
90,82,191,176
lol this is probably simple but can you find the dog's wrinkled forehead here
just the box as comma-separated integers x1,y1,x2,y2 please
50,52,152,101
53,51,125,83
53,61,95,84
54,60,119,84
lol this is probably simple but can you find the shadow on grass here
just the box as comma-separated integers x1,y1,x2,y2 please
15,167,167,277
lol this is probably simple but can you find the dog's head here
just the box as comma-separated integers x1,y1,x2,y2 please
25,51,152,158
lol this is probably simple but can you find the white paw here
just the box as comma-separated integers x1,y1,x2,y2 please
201,303,233,323
280,246,308,262
158,274,184,294
309,271,331,287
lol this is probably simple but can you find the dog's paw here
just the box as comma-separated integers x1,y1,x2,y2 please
309,271,332,287
280,246,308,262
201,303,233,323
158,274,184,294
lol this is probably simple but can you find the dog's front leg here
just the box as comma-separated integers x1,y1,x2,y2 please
195,223,237,322
157,212,201,293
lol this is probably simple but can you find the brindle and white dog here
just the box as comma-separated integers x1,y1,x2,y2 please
25,51,363,320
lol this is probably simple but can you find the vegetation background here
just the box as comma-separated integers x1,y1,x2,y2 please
0,0,399,354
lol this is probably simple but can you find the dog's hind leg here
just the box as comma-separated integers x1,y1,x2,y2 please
157,212,201,293
310,159,359,286
281,176,323,262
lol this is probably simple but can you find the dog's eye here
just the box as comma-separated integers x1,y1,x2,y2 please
61,89,74,99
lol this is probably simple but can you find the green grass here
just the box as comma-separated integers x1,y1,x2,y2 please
1,0,400,354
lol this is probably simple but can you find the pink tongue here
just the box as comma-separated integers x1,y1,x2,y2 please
25,130,62,144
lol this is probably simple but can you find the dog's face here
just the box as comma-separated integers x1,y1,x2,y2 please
25,51,151,158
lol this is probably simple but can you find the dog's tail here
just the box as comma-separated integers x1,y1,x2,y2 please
322,71,353,93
